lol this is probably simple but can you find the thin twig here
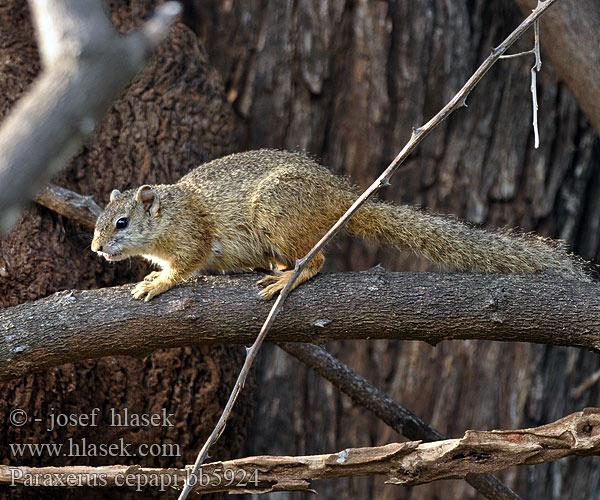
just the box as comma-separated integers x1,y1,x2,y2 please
279,342,522,500
489,9,545,149
177,289,295,499
531,18,542,148
177,2,561,498
499,50,535,59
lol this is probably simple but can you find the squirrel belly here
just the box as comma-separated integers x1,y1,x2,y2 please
91,149,590,301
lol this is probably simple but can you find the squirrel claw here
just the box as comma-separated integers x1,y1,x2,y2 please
131,278,171,301
259,284,280,300
143,271,162,282
257,274,281,287
257,271,292,300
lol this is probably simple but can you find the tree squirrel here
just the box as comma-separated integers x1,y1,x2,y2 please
91,149,590,301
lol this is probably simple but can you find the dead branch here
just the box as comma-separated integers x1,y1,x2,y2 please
279,342,521,500
530,19,542,148
34,184,102,229
1,408,598,494
1,270,598,381
177,3,563,496
0,0,181,236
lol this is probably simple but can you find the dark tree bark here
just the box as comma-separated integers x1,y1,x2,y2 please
0,272,599,381
188,1,600,499
0,2,249,500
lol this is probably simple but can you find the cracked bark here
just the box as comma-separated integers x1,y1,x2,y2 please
1,408,598,494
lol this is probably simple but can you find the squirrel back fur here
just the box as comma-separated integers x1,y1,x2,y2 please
92,149,590,300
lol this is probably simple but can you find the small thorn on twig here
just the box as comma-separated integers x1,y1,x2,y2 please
380,177,391,187
490,47,501,57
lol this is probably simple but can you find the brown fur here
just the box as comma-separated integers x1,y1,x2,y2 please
91,149,590,301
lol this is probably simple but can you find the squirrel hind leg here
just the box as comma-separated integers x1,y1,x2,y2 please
258,252,324,300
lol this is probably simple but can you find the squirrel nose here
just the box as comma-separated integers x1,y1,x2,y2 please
91,241,102,252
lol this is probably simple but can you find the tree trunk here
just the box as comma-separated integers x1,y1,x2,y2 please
190,1,600,499
0,2,250,499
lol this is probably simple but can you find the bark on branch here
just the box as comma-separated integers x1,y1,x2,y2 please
34,183,102,229
1,408,598,494
0,0,181,236
1,269,598,380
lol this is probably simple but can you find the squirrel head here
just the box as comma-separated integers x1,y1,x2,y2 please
91,185,162,262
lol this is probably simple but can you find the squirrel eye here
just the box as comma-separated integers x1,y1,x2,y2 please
115,217,129,230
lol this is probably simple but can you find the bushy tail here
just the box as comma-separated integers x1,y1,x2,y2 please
348,200,590,281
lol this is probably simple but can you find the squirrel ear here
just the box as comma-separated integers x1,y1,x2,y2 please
109,189,121,202
135,185,160,216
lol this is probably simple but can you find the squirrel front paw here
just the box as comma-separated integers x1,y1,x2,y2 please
131,276,173,301
143,271,163,282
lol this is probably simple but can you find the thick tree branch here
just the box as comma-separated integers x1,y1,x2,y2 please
1,408,598,494
0,270,598,381
0,0,181,236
